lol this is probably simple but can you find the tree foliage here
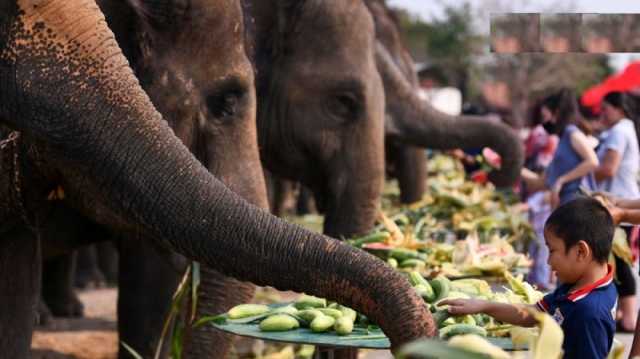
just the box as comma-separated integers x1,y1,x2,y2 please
391,1,614,128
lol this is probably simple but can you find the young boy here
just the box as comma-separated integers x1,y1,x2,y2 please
440,197,617,359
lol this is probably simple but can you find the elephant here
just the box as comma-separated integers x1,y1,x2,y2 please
34,0,267,357
243,0,387,239
0,1,434,358
247,0,523,233
365,0,524,204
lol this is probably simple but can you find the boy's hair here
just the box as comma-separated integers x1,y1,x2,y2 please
544,197,614,263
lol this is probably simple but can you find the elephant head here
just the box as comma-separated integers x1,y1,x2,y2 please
0,0,434,356
246,0,386,238
366,0,524,201
97,0,267,356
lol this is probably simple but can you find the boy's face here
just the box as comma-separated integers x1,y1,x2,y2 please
544,229,586,284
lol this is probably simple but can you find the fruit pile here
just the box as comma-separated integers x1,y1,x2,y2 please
220,294,379,337
348,153,535,278
408,270,543,340
218,269,543,345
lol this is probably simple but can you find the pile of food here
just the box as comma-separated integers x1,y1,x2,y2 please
218,294,379,337
347,153,535,279
408,270,543,340
215,269,543,347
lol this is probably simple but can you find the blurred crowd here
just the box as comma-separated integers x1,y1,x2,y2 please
445,84,640,334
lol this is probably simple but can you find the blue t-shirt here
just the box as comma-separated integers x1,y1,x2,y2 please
545,124,596,205
536,265,617,359
596,119,640,198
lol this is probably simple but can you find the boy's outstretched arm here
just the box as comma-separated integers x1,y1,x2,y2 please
440,299,538,327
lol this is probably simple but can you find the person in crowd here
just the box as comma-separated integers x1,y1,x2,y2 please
592,91,640,332
441,198,617,359
522,100,559,290
520,88,599,207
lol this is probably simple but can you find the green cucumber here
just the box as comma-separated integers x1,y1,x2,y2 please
439,324,487,339
227,304,270,319
259,314,300,332
310,314,335,332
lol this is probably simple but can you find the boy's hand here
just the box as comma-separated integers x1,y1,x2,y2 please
438,298,487,315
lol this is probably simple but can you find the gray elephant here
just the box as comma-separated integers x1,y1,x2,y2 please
246,0,522,239
0,1,434,358
366,0,524,204
34,0,267,357
97,0,269,357
244,0,387,239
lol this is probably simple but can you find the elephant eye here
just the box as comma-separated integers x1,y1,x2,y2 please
206,91,242,121
327,92,361,123
205,78,246,122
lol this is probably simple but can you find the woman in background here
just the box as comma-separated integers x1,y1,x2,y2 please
593,91,640,332
520,88,599,207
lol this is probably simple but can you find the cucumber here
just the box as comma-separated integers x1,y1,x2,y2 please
408,271,429,287
295,294,327,309
318,308,343,319
259,314,300,332
409,272,435,302
387,258,398,268
441,317,456,327
310,314,335,332
228,304,270,319
457,315,476,326
297,309,323,323
431,309,452,328
271,305,298,315
334,316,354,335
439,324,487,340
390,248,426,262
348,231,389,247
399,259,426,268
337,306,357,322
430,276,451,302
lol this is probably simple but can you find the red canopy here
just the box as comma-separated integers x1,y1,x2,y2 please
581,62,640,112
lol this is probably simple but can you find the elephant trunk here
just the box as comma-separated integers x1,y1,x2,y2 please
322,174,382,239
322,146,385,238
376,44,524,188
1,0,433,350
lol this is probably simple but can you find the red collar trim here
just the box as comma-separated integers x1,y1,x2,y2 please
566,264,614,302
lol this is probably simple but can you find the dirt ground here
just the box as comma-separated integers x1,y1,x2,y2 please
31,288,118,359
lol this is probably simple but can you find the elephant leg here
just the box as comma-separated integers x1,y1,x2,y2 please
75,245,105,289
181,266,255,359
296,184,315,215
270,177,291,216
36,295,53,326
118,235,184,359
42,252,84,317
0,228,41,358
96,241,119,286
394,145,427,204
